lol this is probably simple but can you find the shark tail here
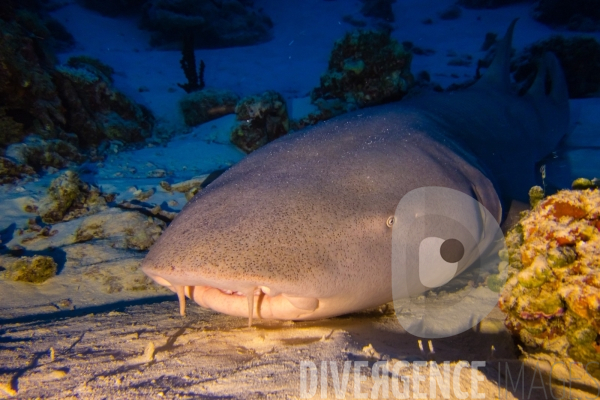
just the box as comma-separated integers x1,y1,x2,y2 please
475,19,570,191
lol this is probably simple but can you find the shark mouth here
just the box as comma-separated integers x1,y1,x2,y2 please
146,274,319,326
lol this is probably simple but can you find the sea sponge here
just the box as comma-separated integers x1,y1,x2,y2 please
499,182,600,378
4,255,58,283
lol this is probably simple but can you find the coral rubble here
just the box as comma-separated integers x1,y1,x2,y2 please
230,91,289,153
499,183,600,379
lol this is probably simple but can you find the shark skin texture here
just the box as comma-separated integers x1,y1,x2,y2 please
141,20,569,326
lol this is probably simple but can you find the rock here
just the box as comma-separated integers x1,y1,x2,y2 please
230,90,289,153
74,207,166,251
3,255,58,283
0,12,64,148
0,156,35,184
311,30,413,113
140,0,274,49
37,171,110,223
179,88,239,126
6,136,85,172
0,3,155,178
55,59,155,147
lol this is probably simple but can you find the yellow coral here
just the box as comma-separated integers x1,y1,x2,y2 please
500,186,600,378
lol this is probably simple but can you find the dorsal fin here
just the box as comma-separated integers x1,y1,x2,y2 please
474,18,518,91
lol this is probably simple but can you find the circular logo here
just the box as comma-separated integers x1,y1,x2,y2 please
391,187,506,338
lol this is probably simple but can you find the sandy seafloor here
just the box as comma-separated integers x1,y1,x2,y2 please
1,0,600,398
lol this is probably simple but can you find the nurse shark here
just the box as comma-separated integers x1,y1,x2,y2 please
142,21,569,325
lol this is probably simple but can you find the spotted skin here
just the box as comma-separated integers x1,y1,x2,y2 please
141,21,569,323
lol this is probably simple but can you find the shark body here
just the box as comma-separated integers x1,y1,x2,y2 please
142,22,569,324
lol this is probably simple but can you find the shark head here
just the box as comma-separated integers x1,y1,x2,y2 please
142,108,502,325
142,20,567,325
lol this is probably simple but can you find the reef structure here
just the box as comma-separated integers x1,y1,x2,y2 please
302,30,413,128
0,2,155,180
499,182,600,379
230,91,289,153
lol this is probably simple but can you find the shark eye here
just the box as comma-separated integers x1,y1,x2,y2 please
386,216,395,227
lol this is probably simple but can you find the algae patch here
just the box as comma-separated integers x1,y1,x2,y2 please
3,255,58,283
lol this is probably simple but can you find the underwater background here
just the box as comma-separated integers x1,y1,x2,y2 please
1,0,600,398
